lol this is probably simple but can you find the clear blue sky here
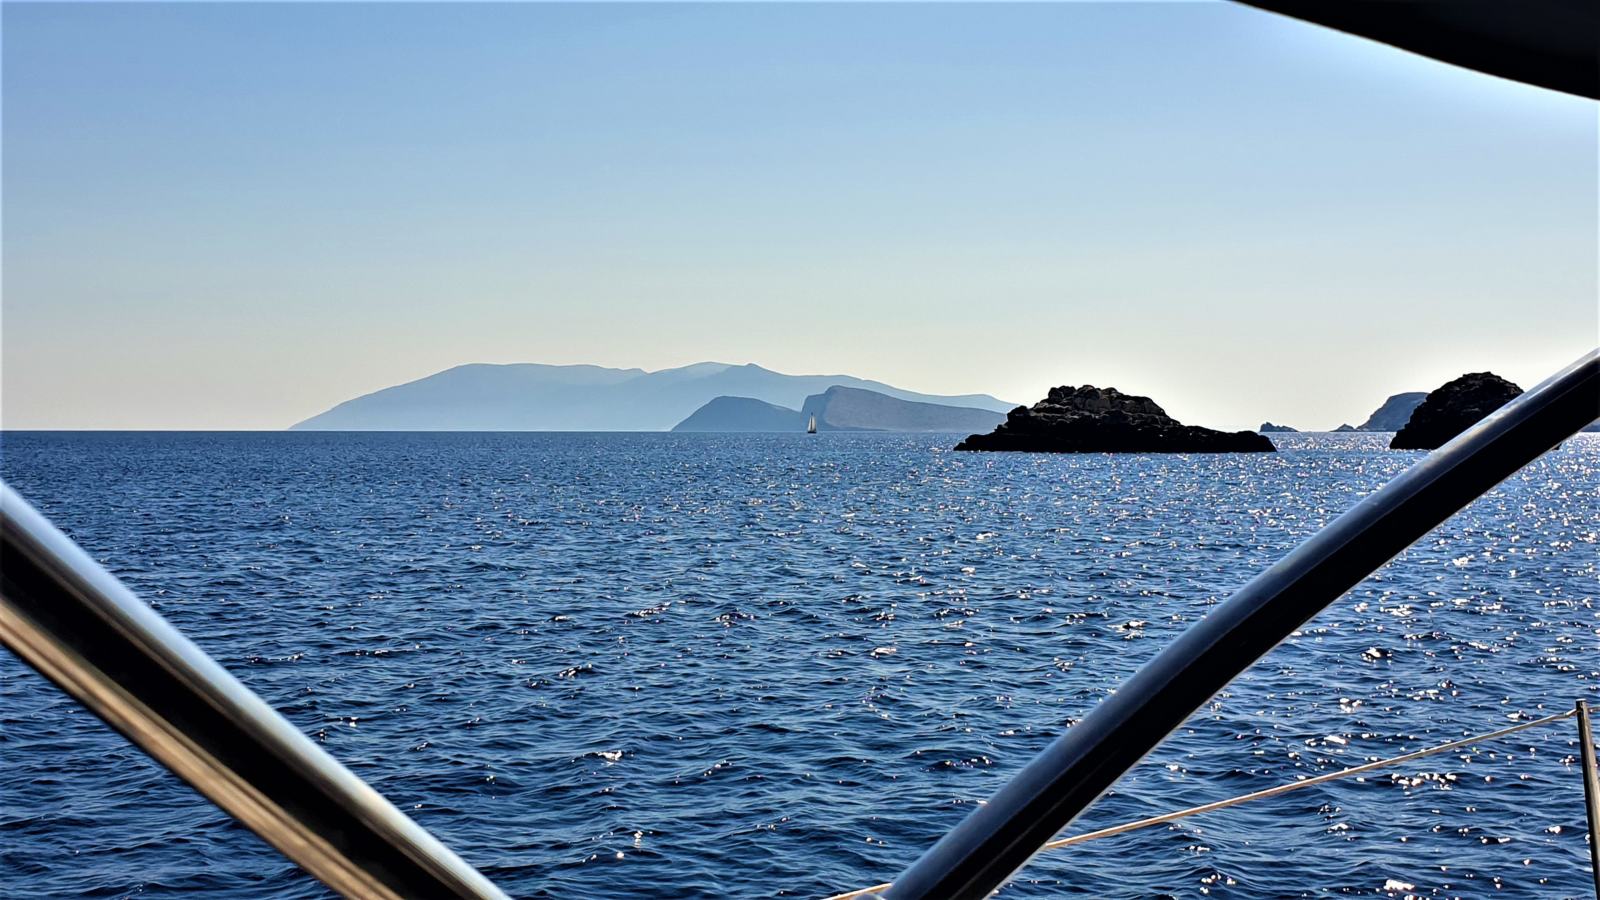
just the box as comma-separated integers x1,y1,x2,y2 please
3,2,1594,430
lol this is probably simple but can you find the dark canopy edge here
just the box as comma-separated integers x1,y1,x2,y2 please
1236,0,1600,99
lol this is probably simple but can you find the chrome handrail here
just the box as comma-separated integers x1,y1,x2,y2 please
0,485,510,900
883,348,1600,899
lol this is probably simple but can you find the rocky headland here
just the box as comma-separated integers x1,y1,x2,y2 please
1357,391,1428,432
796,386,1005,433
955,386,1275,453
672,386,1006,433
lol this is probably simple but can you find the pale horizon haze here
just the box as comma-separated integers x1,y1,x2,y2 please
4,2,1596,431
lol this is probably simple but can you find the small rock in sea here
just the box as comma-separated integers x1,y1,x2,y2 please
954,385,1275,454
1390,372,1523,450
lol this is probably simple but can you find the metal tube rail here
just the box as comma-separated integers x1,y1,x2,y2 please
884,348,1600,900
1577,700,1600,898
0,484,510,900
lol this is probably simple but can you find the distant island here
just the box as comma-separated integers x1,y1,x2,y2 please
291,362,1013,431
1328,391,1426,433
673,386,1006,433
290,359,1597,437
1336,376,1597,440
955,385,1274,453
672,396,802,432
1330,386,1600,435
1356,391,1428,432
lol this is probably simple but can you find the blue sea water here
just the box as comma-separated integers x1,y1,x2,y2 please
1,431,1596,899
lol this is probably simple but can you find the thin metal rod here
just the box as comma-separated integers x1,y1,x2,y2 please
1577,700,1600,899
0,484,510,900
884,348,1600,900
829,709,1576,900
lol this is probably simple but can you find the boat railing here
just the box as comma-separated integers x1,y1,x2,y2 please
0,481,509,900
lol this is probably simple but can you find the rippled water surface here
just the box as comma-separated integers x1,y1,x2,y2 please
2,431,1597,899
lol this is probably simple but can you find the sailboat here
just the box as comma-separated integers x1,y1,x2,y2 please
806,414,817,434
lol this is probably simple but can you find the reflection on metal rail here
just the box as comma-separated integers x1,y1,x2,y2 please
0,485,510,900
881,349,1600,900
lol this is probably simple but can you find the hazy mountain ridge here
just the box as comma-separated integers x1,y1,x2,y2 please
292,362,1014,431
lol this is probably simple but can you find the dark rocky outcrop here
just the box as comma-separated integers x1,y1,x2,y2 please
954,385,1275,453
1356,392,1427,432
1332,424,1359,433
1258,422,1298,432
1390,373,1523,450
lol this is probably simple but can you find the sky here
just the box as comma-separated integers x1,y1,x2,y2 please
3,1,1595,431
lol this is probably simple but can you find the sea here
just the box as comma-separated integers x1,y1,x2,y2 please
1,431,1596,899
